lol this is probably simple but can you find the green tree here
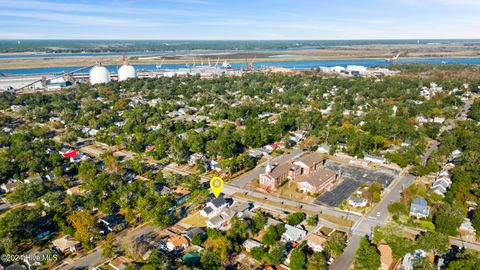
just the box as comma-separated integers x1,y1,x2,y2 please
414,256,434,270
446,250,480,270
262,224,286,246
0,208,40,245
416,231,448,256
67,210,98,246
471,207,480,236
287,212,305,226
290,248,307,270
306,216,318,226
307,252,327,270
191,189,209,204
226,216,248,242
8,181,50,203
252,211,267,232
78,159,98,182
387,202,407,217
264,243,286,266
204,235,232,261
434,202,465,236
354,237,381,270
191,234,203,246
200,249,225,270
324,231,346,257
102,235,115,258
250,246,267,260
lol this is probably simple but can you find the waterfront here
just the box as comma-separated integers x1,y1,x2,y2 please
1,57,480,77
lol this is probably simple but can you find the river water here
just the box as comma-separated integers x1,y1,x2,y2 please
1,57,480,76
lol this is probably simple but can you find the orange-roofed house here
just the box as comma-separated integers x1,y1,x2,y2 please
167,235,189,251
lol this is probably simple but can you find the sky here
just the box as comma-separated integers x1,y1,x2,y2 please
0,0,479,40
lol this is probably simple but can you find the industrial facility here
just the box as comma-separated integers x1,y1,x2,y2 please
89,63,111,85
0,57,250,93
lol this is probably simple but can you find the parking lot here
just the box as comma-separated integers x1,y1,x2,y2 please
314,161,399,207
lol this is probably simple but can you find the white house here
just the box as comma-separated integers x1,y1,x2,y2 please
348,196,368,208
201,196,228,218
306,234,327,252
210,160,222,172
282,224,307,242
450,149,462,160
207,215,227,229
1,180,19,193
166,236,189,251
200,206,216,218
52,235,80,253
409,197,429,218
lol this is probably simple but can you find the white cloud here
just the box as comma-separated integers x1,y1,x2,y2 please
0,10,171,27
0,0,204,16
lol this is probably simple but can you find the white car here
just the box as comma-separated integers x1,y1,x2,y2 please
327,258,335,265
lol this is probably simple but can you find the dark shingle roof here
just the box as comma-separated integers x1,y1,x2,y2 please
203,206,213,214
211,196,227,208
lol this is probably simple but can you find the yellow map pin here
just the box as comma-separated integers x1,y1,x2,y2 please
210,177,224,198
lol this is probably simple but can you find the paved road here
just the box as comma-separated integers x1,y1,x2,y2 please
222,184,362,221
421,141,439,165
420,96,474,165
331,173,416,270
332,96,478,269
56,248,103,270
55,224,158,270
231,191,350,232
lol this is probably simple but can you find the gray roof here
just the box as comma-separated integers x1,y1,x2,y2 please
432,179,450,189
283,224,307,242
211,196,227,208
432,185,447,194
411,197,427,206
208,215,225,227
202,206,213,214
410,197,429,216
349,196,367,204
230,202,249,213
183,227,206,241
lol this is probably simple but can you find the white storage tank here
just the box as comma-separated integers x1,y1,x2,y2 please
89,65,111,85
118,64,136,81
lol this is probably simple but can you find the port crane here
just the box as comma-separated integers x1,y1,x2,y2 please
156,58,165,69
386,52,402,63
245,56,256,71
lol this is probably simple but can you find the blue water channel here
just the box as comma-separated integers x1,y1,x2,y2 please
1,57,480,76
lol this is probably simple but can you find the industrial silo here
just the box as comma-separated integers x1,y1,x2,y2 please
118,64,136,81
89,64,111,85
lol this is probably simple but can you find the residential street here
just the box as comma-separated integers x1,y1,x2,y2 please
331,173,416,270
56,248,103,270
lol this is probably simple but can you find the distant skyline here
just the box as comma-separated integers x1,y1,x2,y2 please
1,0,480,40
